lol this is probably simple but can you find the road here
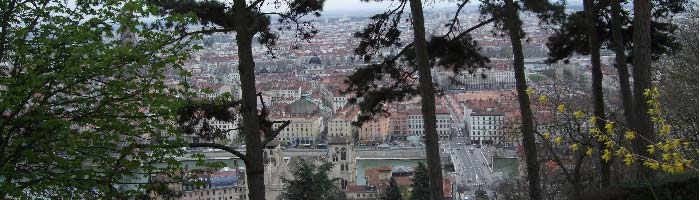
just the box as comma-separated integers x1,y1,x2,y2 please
448,138,497,199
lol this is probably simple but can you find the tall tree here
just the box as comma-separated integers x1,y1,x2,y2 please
610,0,635,129
547,0,685,134
407,0,443,199
631,0,655,180
282,159,338,200
411,162,430,200
0,0,193,198
152,1,324,200
545,0,686,184
383,177,404,200
582,0,611,187
502,0,540,197
479,0,565,198
345,1,493,198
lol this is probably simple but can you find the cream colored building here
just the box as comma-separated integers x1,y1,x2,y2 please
328,108,357,138
407,108,452,139
357,117,391,143
273,115,322,145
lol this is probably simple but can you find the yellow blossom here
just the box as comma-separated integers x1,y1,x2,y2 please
601,149,611,162
647,145,655,155
605,140,614,148
589,116,597,125
643,160,660,170
662,141,673,152
615,148,626,156
589,128,600,135
624,131,636,140
604,122,615,133
660,124,671,136
526,87,534,96
557,104,566,113
623,153,635,166
569,144,580,152
672,139,681,149
543,132,551,140
662,153,672,161
538,95,548,104
573,111,584,119
586,147,594,157
554,136,563,146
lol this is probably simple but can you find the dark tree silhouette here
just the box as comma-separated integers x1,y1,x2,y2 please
479,0,565,199
383,177,403,200
344,1,492,199
282,160,339,200
545,0,686,181
151,1,324,200
410,162,430,200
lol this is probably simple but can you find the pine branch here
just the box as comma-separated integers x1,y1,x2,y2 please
262,120,291,146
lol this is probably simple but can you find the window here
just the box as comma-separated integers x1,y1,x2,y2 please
340,147,347,160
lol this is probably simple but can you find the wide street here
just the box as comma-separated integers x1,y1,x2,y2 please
447,138,498,199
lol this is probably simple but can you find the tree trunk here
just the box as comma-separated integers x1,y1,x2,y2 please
583,0,611,188
610,0,635,131
233,1,266,200
503,0,541,199
408,0,444,199
632,0,655,180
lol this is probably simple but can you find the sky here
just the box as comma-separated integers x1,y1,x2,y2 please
261,0,588,16
261,0,480,16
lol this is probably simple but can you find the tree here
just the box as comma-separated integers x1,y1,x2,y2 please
544,0,686,181
0,0,193,198
479,0,565,198
152,1,324,200
384,177,403,200
631,0,655,180
407,0,444,199
345,1,493,198
582,0,612,187
281,159,338,200
411,162,430,200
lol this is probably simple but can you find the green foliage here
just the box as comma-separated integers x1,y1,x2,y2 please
410,162,430,200
0,0,194,198
475,190,489,200
281,159,338,200
383,177,403,200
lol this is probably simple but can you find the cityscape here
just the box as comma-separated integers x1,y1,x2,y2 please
0,0,697,200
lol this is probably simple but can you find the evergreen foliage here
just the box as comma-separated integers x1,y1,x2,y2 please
410,162,430,200
383,177,403,200
281,160,338,200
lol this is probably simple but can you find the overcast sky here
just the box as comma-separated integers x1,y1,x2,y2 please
260,0,589,16
260,0,480,15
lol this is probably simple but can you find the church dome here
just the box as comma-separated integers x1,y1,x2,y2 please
308,56,322,65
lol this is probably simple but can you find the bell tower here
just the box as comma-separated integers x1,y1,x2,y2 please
328,136,356,190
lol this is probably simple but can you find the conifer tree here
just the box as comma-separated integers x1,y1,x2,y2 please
384,177,404,200
282,160,338,200
410,162,430,200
